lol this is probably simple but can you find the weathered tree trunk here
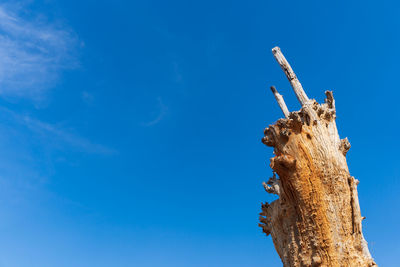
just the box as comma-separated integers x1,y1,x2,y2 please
259,47,376,266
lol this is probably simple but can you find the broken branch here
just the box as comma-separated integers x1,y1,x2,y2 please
272,47,310,106
270,86,290,118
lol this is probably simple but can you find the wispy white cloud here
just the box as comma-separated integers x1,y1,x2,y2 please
0,107,115,155
0,3,79,101
142,97,168,127
23,116,114,155
0,4,105,229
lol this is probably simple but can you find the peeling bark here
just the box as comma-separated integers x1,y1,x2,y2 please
260,47,376,266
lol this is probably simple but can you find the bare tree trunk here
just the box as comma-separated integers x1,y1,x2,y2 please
259,47,376,267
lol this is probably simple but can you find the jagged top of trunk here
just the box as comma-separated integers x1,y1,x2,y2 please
258,47,376,267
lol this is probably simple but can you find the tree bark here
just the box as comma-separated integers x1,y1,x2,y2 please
259,47,376,266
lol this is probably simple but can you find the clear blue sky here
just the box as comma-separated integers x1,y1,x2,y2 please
0,0,398,266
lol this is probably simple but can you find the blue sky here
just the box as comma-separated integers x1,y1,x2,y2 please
0,0,399,266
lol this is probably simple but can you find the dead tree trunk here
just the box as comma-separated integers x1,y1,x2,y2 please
259,47,376,267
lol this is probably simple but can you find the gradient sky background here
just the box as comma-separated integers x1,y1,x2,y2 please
0,0,399,266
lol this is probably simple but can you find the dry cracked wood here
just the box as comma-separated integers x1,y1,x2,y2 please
259,47,376,267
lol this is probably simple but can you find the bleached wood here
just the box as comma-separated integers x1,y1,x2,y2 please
270,86,290,118
272,47,310,106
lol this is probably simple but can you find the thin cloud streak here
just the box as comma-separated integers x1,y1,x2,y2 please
142,97,168,127
0,107,115,155
0,4,79,101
